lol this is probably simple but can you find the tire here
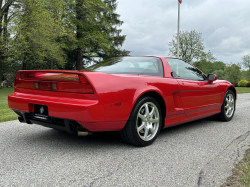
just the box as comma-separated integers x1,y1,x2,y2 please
219,90,236,121
119,96,162,147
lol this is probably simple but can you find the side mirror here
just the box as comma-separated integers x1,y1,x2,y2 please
207,74,217,83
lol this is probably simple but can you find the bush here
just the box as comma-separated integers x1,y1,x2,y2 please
246,82,250,87
232,82,238,87
238,80,249,87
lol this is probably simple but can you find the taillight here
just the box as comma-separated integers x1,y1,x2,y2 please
14,73,21,86
15,72,94,94
51,83,57,90
34,82,40,89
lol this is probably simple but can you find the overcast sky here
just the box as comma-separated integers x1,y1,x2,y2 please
116,0,250,64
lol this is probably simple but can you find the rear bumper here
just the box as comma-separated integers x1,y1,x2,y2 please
8,92,126,131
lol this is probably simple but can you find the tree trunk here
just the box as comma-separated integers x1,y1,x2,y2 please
22,62,27,70
50,60,53,69
0,4,10,89
76,47,82,70
22,52,27,70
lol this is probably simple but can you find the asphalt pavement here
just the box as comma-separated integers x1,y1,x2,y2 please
1,93,250,187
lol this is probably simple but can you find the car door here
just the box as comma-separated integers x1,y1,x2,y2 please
166,58,222,118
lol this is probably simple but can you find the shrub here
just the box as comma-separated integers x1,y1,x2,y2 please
238,80,249,87
232,82,238,87
246,82,250,87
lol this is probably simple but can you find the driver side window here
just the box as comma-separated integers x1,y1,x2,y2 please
166,58,206,81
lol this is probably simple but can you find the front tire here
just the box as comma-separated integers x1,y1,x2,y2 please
219,90,235,121
119,96,162,147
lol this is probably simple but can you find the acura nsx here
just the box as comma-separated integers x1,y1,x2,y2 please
8,56,236,146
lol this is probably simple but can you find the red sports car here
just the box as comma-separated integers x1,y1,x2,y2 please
8,56,236,146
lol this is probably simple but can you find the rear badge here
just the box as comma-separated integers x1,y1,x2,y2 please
40,106,44,115
33,104,49,121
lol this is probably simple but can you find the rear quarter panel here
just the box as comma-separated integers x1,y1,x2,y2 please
83,72,183,122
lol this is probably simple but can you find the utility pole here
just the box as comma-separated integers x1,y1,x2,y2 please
177,0,182,58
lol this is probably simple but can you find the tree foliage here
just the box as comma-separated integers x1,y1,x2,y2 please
224,63,241,83
242,54,250,69
241,69,250,81
193,60,225,76
168,30,214,62
242,54,250,80
63,0,129,70
0,0,15,88
11,0,69,70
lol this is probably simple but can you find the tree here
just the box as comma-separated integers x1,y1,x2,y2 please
213,61,226,71
193,60,225,75
193,60,213,75
96,0,130,60
11,0,68,70
242,54,250,80
224,63,241,83
0,0,15,88
169,30,214,62
242,54,250,69
213,69,224,80
241,69,250,81
65,0,129,70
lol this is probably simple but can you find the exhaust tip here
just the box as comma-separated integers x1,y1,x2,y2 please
73,129,93,136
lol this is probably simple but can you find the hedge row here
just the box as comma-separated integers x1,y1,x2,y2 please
232,80,250,87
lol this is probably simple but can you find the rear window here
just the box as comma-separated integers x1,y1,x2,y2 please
85,57,164,77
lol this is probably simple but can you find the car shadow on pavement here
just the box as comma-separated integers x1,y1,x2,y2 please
16,115,221,151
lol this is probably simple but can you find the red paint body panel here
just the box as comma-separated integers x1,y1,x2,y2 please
8,57,236,132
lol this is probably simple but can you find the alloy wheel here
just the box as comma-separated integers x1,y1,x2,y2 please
136,102,160,141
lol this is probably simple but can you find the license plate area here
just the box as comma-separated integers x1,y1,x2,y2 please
33,104,50,121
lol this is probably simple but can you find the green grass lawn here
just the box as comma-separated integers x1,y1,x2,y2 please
236,87,250,94
0,88,17,122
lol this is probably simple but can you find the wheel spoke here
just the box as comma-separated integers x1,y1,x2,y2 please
137,122,146,132
149,127,155,134
149,118,159,123
231,100,234,106
225,105,229,109
149,106,155,117
144,104,149,116
138,114,146,122
144,128,149,140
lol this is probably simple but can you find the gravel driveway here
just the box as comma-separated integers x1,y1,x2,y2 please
1,93,250,187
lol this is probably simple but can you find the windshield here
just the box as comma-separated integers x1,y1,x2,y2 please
85,57,164,77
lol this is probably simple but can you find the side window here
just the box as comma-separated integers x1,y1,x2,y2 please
166,58,206,81
137,62,158,72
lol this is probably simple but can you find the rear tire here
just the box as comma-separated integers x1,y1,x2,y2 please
119,96,162,147
219,90,235,121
